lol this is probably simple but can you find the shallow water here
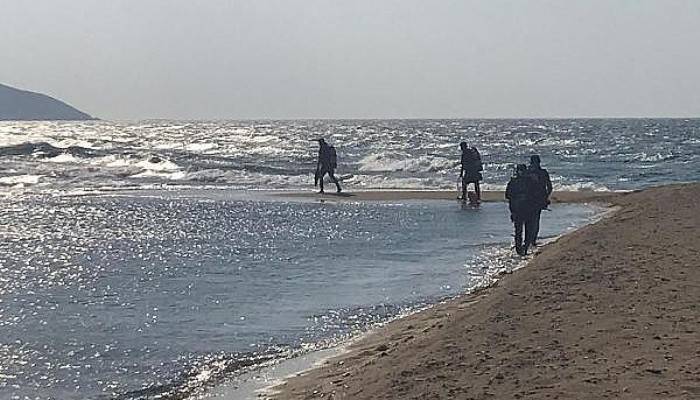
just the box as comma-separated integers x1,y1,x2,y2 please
1,118,676,398
0,193,597,399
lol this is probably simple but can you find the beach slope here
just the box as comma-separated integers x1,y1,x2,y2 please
272,183,700,399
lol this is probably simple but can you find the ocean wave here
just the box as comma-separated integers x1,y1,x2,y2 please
135,157,181,172
0,119,696,195
358,153,457,173
552,182,610,192
164,169,227,182
115,349,290,400
346,174,455,190
518,137,582,148
51,139,102,150
45,153,82,163
632,152,677,162
0,141,100,158
0,174,44,186
153,142,219,152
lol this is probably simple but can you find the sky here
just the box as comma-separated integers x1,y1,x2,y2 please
1,0,699,120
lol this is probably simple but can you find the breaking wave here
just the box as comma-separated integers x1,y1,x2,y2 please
0,119,697,194
358,152,457,173
0,141,101,158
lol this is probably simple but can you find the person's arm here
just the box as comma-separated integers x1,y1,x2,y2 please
316,149,323,172
459,153,464,177
544,170,553,196
505,181,512,200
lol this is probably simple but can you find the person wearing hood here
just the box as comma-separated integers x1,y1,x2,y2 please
459,142,483,203
527,155,553,246
505,164,539,256
314,138,341,194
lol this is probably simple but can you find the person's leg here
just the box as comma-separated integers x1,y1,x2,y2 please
461,177,467,201
514,217,524,255
524,213,536,254
318,169,326,193
531,209,542,246
474,180,481,202
328,169,341,193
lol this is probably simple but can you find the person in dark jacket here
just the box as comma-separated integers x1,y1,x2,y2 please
314,138,341,194
527,155,553,246
460,142,483,203
505,164,538,256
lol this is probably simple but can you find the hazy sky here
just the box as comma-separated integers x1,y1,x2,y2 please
2,0,699,120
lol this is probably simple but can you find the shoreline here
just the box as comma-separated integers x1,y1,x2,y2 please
268,183,700,399
69,187,619,206
206,190,606,399
269,189,618,205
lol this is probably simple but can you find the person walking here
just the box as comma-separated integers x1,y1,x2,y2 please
527,155,553,246
314,138,341,194
505,164,538,256
459,142,483,203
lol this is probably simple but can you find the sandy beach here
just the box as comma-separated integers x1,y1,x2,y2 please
270,183,700,399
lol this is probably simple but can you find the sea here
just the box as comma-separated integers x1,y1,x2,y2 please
0,119,698,399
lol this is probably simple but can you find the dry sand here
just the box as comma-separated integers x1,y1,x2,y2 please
270,184,700,399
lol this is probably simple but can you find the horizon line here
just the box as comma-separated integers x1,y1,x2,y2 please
93,115,700,122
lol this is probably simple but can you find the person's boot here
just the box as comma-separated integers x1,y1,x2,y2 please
515,239,524,256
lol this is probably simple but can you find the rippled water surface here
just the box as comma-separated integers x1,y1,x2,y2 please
0,119,692,399
0,119,697,194
0,193,597,399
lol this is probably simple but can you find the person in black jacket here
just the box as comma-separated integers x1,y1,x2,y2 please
505,164,539,256
459,142,483,203
314,138,341,194
527,155,553,246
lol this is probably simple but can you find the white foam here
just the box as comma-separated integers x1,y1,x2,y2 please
169,169,226,182
0,174,43,185
632,152,674,162
358,153,456,173
553,182,610,192
519,138,581,147
98,155,135,168
52,139,101,149
135,158,180,172
185,142,219,152
46,154,81,163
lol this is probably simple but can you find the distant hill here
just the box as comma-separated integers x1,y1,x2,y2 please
0,83,95,121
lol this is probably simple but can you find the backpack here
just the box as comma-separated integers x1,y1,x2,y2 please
329,146,337,169
462,148,483,172
471,148,483,172
527,168,549,208
508,176,535,216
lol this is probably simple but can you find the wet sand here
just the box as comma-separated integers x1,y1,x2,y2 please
273,189,617,204
270,184,700,399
